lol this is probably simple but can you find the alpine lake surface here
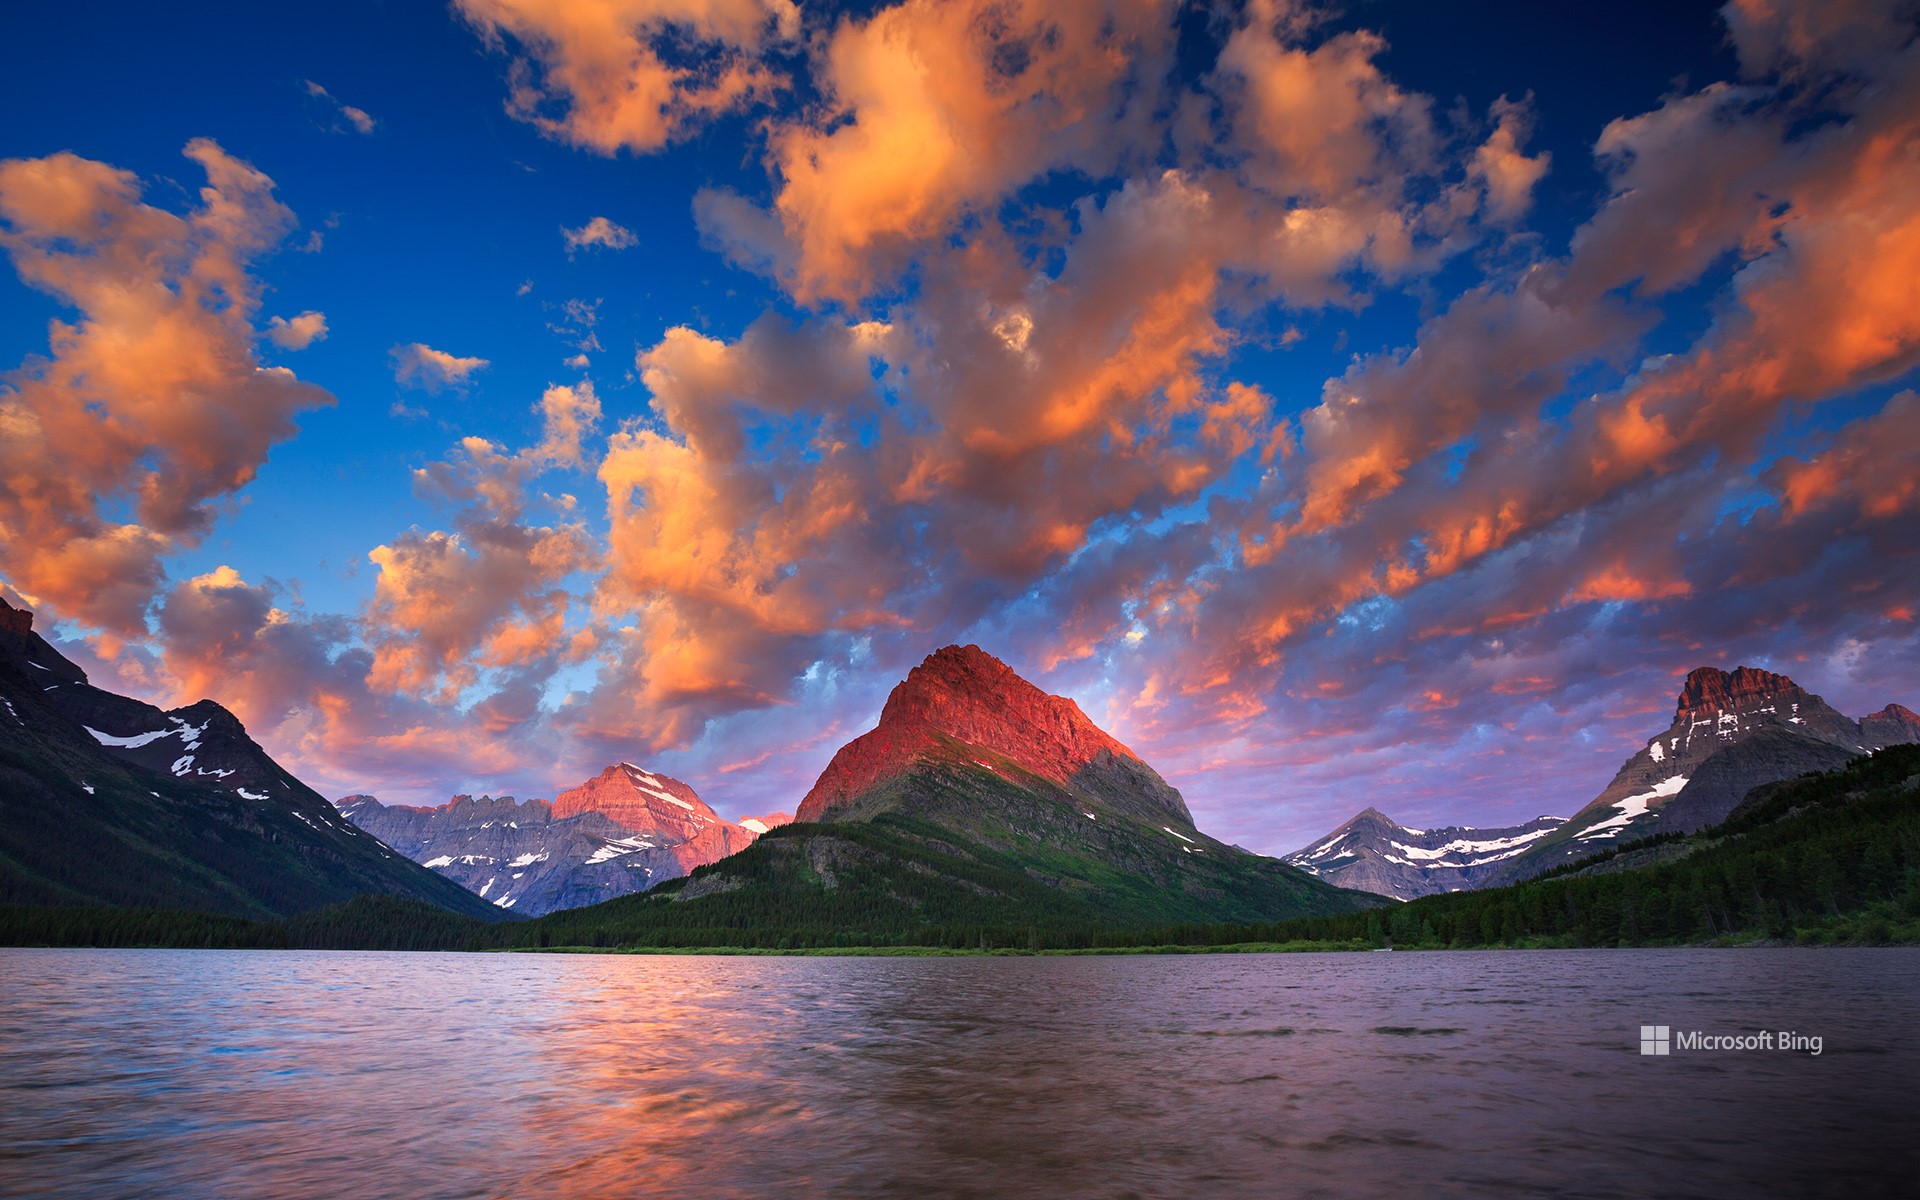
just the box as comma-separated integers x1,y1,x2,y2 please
1,947,1914,1198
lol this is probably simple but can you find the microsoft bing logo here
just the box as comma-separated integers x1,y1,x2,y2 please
1640,1025,1670,1055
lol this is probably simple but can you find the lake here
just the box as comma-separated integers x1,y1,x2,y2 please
1,947,1914,1198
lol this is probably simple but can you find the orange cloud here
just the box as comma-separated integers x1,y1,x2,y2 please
1471,96,1551,223
457,0,799,154
1564,565,1693,605
0,141,333,634
392,342,490,391
1769,391,1920,520
760,0,1173,301
1209,4,1920,686
1213,0,1435,207
561,215,636,253
365,387,602,701
265,310,328,349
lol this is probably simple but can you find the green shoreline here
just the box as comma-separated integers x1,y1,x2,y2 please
507,933,1920,957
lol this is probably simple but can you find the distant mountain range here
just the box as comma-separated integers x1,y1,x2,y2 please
0,595,502,920
1284,810,1568,901
1288,666,1920,899
537,645,1378,940
336,767,791,916
20,567,1896,939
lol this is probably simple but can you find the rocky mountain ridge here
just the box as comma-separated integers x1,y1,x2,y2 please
1292,664,1920,899
0,594,502,920
1284,808,1568,900
334,764,776,916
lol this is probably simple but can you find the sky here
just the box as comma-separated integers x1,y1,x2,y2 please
2,0,1917,853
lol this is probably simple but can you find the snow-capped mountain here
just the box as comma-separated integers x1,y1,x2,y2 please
1292,665,1920,898
0,594,501,920
739,811,793,834
335,762,763,915
1482,666,1918,884
1283,809,1568,900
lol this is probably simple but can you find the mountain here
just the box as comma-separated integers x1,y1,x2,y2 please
1863,704,1920,749
0,595,503,921
1283,808,1568,900
334,764,762,916
1289,665,1920,899
1480,666,1916,884
1236,743,1920,951
797,644,1191,827
1639,727,1859,835
534,645,1378,942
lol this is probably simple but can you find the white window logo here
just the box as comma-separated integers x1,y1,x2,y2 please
1640,1025,1670,1055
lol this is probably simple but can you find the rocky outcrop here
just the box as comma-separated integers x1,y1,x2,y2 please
553,763,720,840
0,599,32,639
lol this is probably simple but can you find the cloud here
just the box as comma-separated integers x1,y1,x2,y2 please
265,310,328,349
1769,391,1920,520
50,0,1920,843
392,342,491,391
303,80,377,134
1471,96,1551,223
0,140,333,635
561,215,637,253
753,0,1175,302
367,382,602,703
490,0,1588,770
455,0,800,154
142,565,556,803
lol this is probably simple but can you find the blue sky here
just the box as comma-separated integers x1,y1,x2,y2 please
3,0,1916,850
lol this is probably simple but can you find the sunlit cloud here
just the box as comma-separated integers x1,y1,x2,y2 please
265,310,328,349
0,140,333,635
392,342,491,391
455,0,799,154
561,215,636,254
303,79,377,134
15,0,1919,845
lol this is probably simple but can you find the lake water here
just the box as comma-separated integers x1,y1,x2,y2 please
1,948,1914,1198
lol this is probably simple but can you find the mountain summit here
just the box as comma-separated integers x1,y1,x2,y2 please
0,595,500,920
583,644,1380,934
1285,809,1568,900
1480,664,1914,884
336,764,761,916
798,644,1191,826
1293,664,1920,899
1669,666,1861,749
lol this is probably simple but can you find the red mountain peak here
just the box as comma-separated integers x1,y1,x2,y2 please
796,644,1187,824
551,762,721,841
1675,666,1804,719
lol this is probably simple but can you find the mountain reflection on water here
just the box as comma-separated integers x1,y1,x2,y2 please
1,948,1914,1198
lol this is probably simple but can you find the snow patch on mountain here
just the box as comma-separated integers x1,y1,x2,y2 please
1577,775,1688,841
